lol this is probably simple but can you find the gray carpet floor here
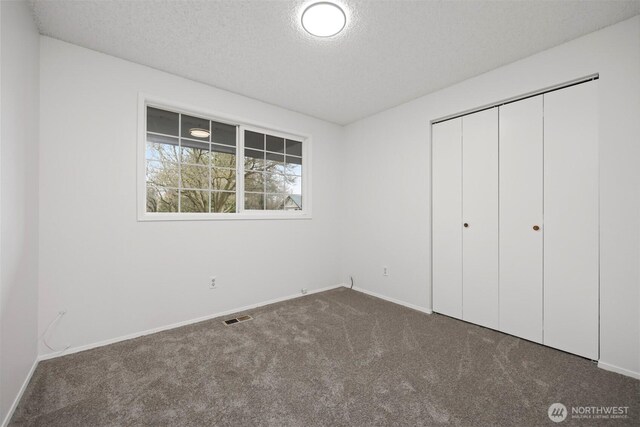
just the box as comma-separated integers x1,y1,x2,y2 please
10,287,639,426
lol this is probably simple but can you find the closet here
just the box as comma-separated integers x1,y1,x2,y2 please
432,79,599,360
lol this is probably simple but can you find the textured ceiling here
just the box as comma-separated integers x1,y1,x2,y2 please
29,0,640,125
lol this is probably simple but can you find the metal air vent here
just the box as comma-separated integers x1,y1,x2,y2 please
223,315,253,325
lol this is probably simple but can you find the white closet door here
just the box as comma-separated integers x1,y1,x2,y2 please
432,118,463,319
544,81,599,359
462,109,499,329
499,96,544,343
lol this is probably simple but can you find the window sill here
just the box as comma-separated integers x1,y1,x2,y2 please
137,212,312,222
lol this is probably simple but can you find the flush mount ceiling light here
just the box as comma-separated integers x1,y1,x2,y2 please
301,2,346,38
189,128,210,138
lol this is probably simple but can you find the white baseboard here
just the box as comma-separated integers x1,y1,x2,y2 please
39,284,345,362
350,286,432,315
598,361,640,380
1,357,39,427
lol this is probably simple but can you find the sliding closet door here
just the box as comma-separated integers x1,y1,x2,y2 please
498,96,543,343
432,118,463,319
544,81,599,359
462,109,499,329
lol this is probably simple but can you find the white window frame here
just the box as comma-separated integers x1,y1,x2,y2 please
137,94,312,221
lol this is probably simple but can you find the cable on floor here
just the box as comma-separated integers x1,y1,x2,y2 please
42,310,71,354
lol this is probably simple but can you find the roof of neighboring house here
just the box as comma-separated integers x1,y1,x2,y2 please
284,194,302,208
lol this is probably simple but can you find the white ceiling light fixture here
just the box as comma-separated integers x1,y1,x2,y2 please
189,128,210,138
301,2,346,38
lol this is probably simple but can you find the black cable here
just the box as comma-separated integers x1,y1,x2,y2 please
350,276,354,289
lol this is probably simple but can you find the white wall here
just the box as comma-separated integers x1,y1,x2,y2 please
0,0,40,423
38,37,344,357
342,16,640,377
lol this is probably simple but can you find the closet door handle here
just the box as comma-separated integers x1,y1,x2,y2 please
533,225,540,231
463,223,469,228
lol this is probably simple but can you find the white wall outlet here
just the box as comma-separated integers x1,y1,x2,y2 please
383,266,389,277
209,276,217,289
301,288,308,294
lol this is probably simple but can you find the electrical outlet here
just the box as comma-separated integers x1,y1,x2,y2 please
383,266,389,277
209,276,217,289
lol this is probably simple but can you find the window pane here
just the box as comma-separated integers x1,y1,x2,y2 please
181,114,210,140
286,139,302,156
265,194,285,211
181,164,209,189
211,145,236,168
283,194,302,211
245,130,264,150
245,149,265,171
211,191,236,213
245,193,264,210
211,168,236,191
286,155,302,175
211,121,236,146
285,175,302,194
265,172,287,193
265,152,285,173
147,186,178,212
146,137,180,163
266,135,284,153
146,160,179,188
181,139,210,165
181,138,209,150
244,171,264,192
147,107,179,136
147,133,179,146
180,190,209,212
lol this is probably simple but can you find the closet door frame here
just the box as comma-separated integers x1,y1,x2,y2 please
430,74,599,360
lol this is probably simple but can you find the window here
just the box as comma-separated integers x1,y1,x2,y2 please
139,99,310,220
243,130,303,211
